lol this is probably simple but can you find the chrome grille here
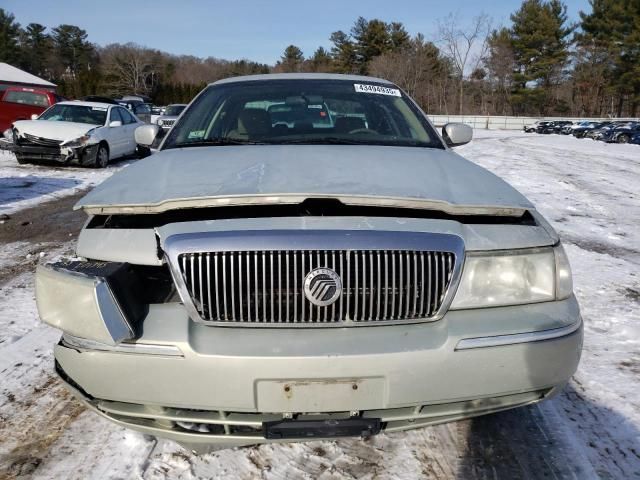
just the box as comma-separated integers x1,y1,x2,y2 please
177,250,456,325
162,119,175,127
22,133,63,147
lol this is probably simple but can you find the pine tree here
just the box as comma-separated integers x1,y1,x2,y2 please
277,45,304,72
51,24,96,79
510,0,573,114
309,47,333,72
0,9,22,65
351,17,391,72
21,23,51,78
577,0,640,116
329,30,357,73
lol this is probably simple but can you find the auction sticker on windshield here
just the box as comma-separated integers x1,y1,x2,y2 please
354,84,401,97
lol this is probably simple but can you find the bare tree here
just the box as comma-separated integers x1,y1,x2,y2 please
484,27,516,115
369,35,454,114
101,43,158,95
437,13,491,114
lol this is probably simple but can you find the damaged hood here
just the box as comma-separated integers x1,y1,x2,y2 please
75,145,533,216
13,120,96,143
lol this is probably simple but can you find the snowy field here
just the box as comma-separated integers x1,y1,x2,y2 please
0,131,638,479
0,150,131,216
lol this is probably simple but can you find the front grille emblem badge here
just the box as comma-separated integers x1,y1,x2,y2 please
304,268,342,307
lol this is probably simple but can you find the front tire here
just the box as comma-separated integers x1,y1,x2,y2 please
82,143,109,168
617,134,630,144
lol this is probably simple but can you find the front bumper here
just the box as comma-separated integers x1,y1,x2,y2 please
53,297,583,448
1,140,90,164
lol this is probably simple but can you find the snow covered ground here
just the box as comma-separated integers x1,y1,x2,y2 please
0,150,130,216
0,131,638,479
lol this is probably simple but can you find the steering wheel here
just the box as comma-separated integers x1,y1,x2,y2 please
348,128,379,135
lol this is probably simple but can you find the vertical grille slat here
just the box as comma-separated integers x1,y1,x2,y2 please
391,252,396,319
177,248,456,325
376,251,381,320
206,253,213,320
404,251,411,319
238,252,243,321
261,252,267,323
222,252,228,320
270,251,274,323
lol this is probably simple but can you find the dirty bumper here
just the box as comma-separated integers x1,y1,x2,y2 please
5,142,91,164
53,298,583,448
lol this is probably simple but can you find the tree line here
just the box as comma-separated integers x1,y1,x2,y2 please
1,0,638,116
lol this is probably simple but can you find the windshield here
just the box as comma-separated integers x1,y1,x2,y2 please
164,105,186,116
4,90,49,107
39,104,107,125
163,79,443,149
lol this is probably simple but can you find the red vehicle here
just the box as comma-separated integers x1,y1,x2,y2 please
0,87,61,131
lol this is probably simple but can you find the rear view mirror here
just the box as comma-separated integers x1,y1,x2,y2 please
135,124,160,147
442,123,473,147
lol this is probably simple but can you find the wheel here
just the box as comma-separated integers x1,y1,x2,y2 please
82,143,109,168
95,144,109,168
617,134,630,144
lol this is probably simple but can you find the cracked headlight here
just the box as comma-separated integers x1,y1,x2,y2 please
450,245,572,310
62,134,91,148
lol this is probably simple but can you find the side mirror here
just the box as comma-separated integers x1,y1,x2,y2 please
31,114,39,120
442,123,473,147
135,124,160,147
109,120,122,128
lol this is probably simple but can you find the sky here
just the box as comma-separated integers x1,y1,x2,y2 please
4,0,592,64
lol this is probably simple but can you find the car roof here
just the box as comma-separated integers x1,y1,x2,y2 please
59,100,115,109
211,73,394,86
167,103,187,107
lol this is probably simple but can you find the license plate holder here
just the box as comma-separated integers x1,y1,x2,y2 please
263,417,381,440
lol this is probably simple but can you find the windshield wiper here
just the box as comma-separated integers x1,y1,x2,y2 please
168,138,265,149
264,137,373,145
264,137,439,148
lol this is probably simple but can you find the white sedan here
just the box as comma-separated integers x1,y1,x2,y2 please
1,101,148,167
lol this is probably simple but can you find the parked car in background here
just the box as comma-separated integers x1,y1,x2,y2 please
36,73,582,451
523,120,546,133
156,103,187,130
586,121,623,140
0,86,62,131
604,122,640,143
81,96,120,105
151,105,165,125
561,121,589,135
1,101,147,167
534,121,555,133
539,120,573,134
572,121,605,138
630,132,640,145
116,98,152,124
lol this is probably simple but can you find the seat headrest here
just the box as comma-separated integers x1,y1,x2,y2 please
238,108,271,137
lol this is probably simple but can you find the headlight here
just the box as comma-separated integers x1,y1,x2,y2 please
450,245,572,310
62,134,91,148
3,128,13,140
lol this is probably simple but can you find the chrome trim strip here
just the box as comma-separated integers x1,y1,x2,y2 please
455,319,582,351
61,334,184,357
80,194,528,217
163,230,465,327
